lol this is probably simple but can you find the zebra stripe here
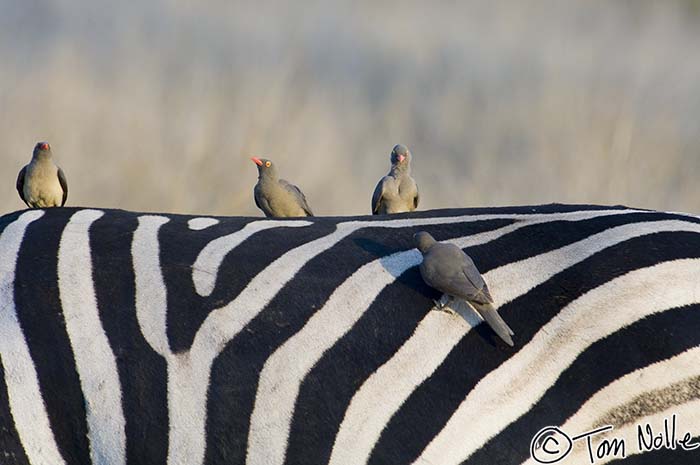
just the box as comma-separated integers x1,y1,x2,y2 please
0,205,698,465
188,217,219,231
0,210,65,465
192,219,312,296
57,209,126,465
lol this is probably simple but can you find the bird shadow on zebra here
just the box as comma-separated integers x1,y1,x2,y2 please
352,237,405,260
352,236,505,348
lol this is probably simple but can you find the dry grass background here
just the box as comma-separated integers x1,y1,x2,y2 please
2,0,700,217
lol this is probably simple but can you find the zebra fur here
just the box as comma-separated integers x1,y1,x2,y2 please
0,205,698,465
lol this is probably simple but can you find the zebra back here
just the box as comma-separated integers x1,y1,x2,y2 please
0,204,698,465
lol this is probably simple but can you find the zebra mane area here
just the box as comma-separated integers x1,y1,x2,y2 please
0,204,699,465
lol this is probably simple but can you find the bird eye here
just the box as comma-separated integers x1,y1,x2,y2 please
265,161,271,167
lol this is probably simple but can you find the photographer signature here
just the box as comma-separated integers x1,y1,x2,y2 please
530,414,698,464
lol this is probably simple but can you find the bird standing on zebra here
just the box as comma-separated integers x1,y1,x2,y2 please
251,157,314,218
16,141,68,208
371,144,419,214
414,231,515,346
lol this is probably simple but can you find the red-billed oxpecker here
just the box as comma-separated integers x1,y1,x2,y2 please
371,144,419,214
251,157,314,218
16,141,68,208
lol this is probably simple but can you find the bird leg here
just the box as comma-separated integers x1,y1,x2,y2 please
433,294,453,310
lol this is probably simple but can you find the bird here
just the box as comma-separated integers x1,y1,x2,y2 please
16,141,68,208
371,144,419,215
414,231,515,346
251,157,314,218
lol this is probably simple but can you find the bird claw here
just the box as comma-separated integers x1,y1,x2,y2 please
433,294,452,311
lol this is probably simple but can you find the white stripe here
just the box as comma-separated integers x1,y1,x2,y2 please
247,210,657,465
192,220,312,296
487,219,700,307
0,210,68,465
58,210,125,465
414,258,700,465
188,218,219,231
131,208,641,465
520,345,700,465
133,216,172,357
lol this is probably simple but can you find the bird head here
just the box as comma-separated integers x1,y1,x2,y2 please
32,141,52,158
251,157,277,178
413,231,437,253
390,144,411,168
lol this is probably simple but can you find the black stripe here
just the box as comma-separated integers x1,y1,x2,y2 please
0,210,26,235
368,230,700,465
0,360,31,465
14,211,91,465
283,266,433,465
468,211,699,271
160,216,336,353
91,210,169,465
465,304,700,465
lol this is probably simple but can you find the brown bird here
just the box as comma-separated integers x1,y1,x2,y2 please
251,157,313,218
371,144,419,214
16,142,68,208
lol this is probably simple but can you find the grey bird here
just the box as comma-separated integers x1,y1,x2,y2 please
414,231,515,346
16,142,68,208
251,157,314,218
371,144,419,215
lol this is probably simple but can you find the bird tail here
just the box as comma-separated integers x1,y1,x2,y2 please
470,302,515,347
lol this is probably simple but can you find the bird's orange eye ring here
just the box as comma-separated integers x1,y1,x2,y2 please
265,161,271,167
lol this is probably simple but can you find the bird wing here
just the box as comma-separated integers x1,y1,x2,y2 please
438,270,482,302
426,245,489,303
57,167,68,206
16,166,28,207
253,184,263,210
280,179,313,216
461,268,492,304
458,249,493,302
480,282,494,303
371,177,387,215
413,183,420,209
253,183,272,216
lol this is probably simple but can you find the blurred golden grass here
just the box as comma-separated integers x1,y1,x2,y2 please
1,0,700,217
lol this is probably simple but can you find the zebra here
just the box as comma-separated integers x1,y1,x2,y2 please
0,204,698,465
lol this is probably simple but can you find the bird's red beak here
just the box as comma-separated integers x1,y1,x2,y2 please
251,157,263,166
39,143,49,151
397,154,405,163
